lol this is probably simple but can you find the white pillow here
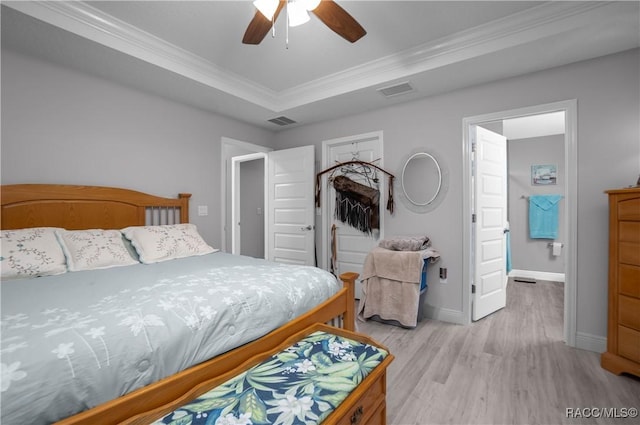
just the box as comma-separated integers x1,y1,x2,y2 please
56,229,139,271
122,224,217,264
1,227,67,279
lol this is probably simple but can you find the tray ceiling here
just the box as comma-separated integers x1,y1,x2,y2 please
2,1,639,130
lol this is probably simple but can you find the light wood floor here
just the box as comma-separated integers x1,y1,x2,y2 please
357,279,640,425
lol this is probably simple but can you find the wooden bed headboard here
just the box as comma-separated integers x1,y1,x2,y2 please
1,184,191,230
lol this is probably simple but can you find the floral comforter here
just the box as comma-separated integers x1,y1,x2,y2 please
153,330,388,425
0,253,340,425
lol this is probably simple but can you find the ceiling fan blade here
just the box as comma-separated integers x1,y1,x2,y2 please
242,1,286,45
312,0,366,43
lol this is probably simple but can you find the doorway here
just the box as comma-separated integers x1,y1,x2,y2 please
221,137,271,253
462,100,578,347
240,159,266,258
231,153,267,258
228,144,316,265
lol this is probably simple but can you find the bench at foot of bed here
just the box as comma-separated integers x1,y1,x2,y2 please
124,323,394,425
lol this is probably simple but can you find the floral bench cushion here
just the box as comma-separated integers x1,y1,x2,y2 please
154,330,389,425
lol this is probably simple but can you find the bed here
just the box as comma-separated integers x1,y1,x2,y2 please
0,184,356,425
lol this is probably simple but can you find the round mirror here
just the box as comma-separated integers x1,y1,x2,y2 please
402,153,442,206
397,150,448,213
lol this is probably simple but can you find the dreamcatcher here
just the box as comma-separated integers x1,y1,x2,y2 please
316,159,394,235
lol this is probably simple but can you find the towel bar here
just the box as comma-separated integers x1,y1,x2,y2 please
547,242,563,247
521,195,565,199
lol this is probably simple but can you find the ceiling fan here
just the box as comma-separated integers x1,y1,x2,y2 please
243,0,366,45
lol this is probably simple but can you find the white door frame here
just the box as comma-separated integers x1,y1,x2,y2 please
462,99,578,347
231,153,269,257
320,131,384,271
221,137,271,252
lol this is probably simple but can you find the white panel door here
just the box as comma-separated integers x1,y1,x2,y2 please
473,126,508,321
267,146,315,265
323,133,383,299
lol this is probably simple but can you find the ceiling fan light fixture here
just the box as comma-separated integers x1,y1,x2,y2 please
303,0,321,11
288,1,310,27
253,0,279,21
243,0,366,45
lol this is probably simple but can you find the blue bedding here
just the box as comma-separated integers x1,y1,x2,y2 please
0,253,340,425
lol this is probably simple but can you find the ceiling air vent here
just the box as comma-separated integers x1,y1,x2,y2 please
268,116,297,126
377,81,414,98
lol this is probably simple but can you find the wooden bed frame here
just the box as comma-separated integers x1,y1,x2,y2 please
0,184,356,425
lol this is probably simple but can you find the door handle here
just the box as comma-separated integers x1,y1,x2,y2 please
350,406,364,425
503,228,510,234
301,225,314,231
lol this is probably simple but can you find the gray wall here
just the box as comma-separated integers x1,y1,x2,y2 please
2,41,638,343
273,49,640,341
508,135,565,274
0,49,275,246
240,159,265,259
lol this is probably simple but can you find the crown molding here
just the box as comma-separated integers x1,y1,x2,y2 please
277,1,610,109
5,1,281,111
5,1,613,113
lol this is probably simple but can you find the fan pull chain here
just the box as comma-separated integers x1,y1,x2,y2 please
285,1,290,49
271,10,276,39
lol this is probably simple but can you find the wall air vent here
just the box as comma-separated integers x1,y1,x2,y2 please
268,116,297,126
377,81,414,98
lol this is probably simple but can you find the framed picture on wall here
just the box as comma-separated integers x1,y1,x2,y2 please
531,164,557,185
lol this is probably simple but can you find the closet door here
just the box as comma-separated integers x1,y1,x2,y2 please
322,132,384,299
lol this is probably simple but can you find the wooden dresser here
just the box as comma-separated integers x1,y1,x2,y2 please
601,187,640,377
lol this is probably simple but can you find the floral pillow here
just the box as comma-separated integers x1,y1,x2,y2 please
1,227,67,279
121,223,217,264
56,229,139,271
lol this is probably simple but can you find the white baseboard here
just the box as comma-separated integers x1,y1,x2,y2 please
575,332,607,353
509,269,565,283
423,305,466,325
420,306,606,354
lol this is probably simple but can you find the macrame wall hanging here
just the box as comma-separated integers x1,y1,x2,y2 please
316,159,395,234
333,175,379,233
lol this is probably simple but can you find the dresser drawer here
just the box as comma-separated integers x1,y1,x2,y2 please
363,401,386,425
618,325,640,363
620,221,640,243
619,242,640,266
619,295,640,331
337,373,386,425
618,197,640,221
619,264,640,298
619,222,640,266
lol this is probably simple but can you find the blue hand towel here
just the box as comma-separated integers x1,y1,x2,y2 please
529,195,562,239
